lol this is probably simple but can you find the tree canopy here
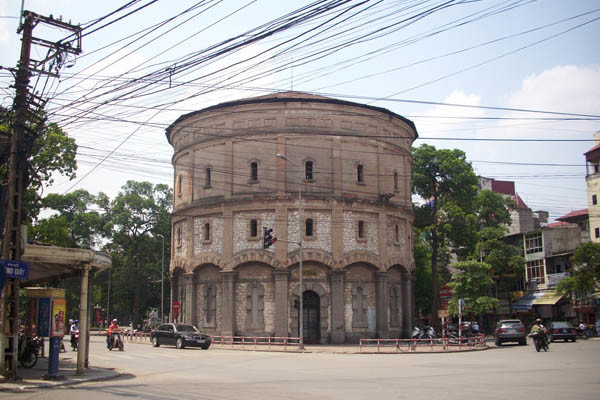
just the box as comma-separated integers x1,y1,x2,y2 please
412,144,478,326
557,242,600,296
447,261,498,317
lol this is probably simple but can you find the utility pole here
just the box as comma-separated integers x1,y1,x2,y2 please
0,10,82,379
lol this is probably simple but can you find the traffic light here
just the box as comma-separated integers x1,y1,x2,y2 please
263,227,277,249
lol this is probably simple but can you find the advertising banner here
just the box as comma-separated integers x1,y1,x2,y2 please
51,298,66,336
37,297,51,337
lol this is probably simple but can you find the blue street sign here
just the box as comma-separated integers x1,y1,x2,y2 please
2,260,30,279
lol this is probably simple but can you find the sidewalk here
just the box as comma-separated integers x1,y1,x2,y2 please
0,352,120,392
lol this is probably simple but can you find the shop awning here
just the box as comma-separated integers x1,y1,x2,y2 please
512,290,547,311
533,290,563,305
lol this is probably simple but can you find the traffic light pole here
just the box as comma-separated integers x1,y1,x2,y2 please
275,153,303,349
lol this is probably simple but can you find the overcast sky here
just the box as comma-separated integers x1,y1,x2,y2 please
0,0,599,222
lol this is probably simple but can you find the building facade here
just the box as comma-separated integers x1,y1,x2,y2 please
165,92,417,343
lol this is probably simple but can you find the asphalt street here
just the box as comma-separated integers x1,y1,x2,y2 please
2,335,598,400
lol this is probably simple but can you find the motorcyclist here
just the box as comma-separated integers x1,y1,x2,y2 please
70,319,79,350
107,319,121,349
578,321,587,338
530,318,548,347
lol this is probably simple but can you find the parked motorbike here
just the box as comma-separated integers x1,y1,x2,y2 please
530,331,549,352
412,326,423,339
18,334,40,368
108,332,124,351
412,326,436,340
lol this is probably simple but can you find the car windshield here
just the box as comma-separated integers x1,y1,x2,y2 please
176,324,199,332
552,321,572,328
501,321,522,328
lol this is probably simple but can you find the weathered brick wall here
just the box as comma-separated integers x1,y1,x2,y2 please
193,216,223,255
342,211,378,254
232,211,276,254
344,265,376,333
286,210,332,253
174,220,188,257
387,217,406,258
234,263,275,335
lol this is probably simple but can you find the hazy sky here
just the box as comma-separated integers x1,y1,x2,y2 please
0,0,599,221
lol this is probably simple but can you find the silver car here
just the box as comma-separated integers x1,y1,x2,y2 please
494,319,527,346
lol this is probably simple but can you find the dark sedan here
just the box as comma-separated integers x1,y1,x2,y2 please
547,321,576,342
151,323,211,349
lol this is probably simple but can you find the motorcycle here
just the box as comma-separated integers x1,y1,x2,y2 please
411,326,423,339
108,332,124,351
71,329,80,351
577,327,588,340
18,335,40,368
530,331,549,352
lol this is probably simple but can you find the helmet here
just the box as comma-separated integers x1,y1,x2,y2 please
112,319,118,323
536,318,542,323
74,320,78,324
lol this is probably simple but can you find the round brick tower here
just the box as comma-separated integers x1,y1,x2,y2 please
166,91,418,343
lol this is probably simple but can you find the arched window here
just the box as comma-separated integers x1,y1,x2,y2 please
305,160,313,180
250,162,258,181
357,164,364,183
394,171,399,191
177,175,183,197
305,218,314,237
204,223,211,241
358,220,365,239
205,167,211,187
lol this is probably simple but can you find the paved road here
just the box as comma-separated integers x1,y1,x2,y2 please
4,336,599,400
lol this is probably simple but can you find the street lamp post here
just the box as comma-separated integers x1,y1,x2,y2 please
276,153,304,348
158,234,165,322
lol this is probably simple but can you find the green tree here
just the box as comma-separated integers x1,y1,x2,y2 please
102,181,172,325
476,227,525,315
557,242,600,296
412,144,479,327
0,106,78,223
30,189,105,248
414,232,433,318
447,261,498,318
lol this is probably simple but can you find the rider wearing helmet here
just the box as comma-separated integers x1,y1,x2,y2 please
70,319,79,348
530,318,548,346
107,319,121,348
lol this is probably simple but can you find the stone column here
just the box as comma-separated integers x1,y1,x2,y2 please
184,273,195,326
274,270,289,337
375,271,389,339
402,273,413,338
330,270,345,343
221,271,236,336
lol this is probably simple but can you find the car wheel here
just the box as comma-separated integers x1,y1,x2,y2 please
200,344,210,350
176,337,185,349
564,338,568,342
519,339,526,346
571,338,576,342
495,339,501,346
152,336,160,347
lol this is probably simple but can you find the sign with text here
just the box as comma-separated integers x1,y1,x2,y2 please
172,301,181,319
439,284,453,303
2,259,29,279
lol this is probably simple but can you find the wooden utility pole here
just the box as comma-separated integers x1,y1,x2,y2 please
0,11,82,379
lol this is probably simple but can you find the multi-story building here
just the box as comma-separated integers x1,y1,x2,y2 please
585,131,600,242
479,177,578,324
165,91,417,343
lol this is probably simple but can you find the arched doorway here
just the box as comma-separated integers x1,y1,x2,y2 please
303,290,320,344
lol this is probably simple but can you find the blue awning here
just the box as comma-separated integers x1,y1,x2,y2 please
512,290,547,311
